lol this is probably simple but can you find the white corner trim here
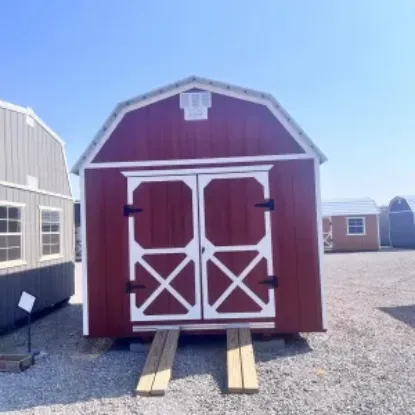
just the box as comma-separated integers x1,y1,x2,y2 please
376,214,381,249
0,200,26,207
0,180,73,201
39,254,64,263
87,153,312,171
0,260,27,270
72,76,326,174
80,169,89,335
314,158,327,330
121,164,273,178
346,216,366,236
61,146,73,198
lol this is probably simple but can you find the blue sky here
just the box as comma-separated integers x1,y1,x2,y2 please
1,1,414,204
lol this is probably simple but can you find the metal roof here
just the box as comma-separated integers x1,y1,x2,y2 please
322,198,379,217
390,195,415,212
72,75,327,174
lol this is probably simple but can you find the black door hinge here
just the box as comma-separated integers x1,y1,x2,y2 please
259,275,278,288
126,281,146,293
123,204,143,217
255,199,275,211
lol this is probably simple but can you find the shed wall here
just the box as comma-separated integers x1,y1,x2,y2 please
84,159,323,337
0,185,74,331
331,215,379,251
389,212,415,248
0,107,71,196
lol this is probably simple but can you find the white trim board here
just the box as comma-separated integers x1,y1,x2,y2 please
0,180,73,201
122,164,273,178
38,205,63,211
86,153,312,170
80,169,89,335
0,200,26,207
72,76,327,174
132,322,275,332
314,158,327,330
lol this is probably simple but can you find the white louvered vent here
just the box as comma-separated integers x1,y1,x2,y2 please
180,92,211,121
27,175,38,189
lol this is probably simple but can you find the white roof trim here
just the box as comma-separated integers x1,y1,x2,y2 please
71,76,327,175
0,99,72,198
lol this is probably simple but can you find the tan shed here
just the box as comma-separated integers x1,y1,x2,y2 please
322,198,380,252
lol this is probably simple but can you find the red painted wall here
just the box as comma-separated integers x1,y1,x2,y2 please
93,92,304,163
84,91,323,337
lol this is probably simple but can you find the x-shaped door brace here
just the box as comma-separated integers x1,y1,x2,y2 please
203,237,269,311
210,253,266,310
323,232,332,247
132,240,196,314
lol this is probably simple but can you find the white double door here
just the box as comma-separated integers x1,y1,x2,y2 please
126,167,276,322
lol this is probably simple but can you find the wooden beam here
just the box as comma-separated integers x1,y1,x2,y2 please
226,328,243,393
135,330,168,396
151,329,180,396
239,328,259,394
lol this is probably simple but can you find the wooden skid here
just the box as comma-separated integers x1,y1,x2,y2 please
227,328,243,393
226,328,259,394
135,329,179,397
0,354,33,373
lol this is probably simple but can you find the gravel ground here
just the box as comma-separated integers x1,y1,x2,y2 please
1,250,414,414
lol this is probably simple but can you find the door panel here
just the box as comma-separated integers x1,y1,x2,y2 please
198,171,276,320
128,175,201,321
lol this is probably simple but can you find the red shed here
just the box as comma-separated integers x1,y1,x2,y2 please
72,76,327,337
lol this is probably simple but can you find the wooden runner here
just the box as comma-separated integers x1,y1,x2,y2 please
135,329,180,396
226,328,259,394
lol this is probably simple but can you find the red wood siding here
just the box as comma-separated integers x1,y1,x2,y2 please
92,92,304,164
84,159,323,337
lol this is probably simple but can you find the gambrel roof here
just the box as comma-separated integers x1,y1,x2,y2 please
72,76,327,174
389,195,415,213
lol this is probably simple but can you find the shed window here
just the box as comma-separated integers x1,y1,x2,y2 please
0,204,23,263
41,209,61,257
347,217,365,235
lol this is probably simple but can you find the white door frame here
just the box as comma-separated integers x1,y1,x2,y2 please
197,170,276,320
124,164,276,322
127,174,201,321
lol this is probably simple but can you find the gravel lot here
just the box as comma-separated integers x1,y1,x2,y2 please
1,250,414,414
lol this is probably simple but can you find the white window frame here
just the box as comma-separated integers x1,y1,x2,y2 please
39,206,63,262
346,216,366,236
0,201,26,270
